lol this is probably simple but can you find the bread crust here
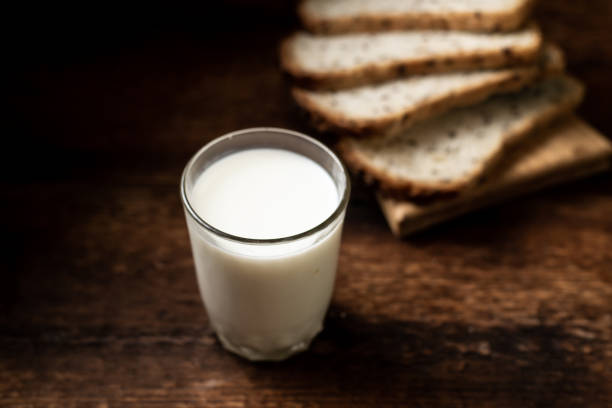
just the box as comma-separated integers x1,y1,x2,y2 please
294,67,538,138
293,44,564,139
280,26,542,90
337,76,585,200
298,0,536,34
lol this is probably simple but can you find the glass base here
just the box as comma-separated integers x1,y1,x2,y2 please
215,327,321,362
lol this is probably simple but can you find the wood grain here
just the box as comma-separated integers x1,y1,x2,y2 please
2,1,612,407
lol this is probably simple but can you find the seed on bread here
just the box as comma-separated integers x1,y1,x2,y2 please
281,25,542,90
291,44,564,138
299,0,535,34
337,76,585,199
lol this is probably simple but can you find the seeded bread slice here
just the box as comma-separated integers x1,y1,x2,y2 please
337,76,585,199
294,44,564,138
280,25,542,90
299,0,535,34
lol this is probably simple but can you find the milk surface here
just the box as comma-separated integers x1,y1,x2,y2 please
185,147,345,360
191,148,338,239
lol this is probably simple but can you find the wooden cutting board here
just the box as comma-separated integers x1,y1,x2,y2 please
378,116,612,237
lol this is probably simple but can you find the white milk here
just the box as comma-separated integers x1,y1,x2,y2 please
184,148,345,360
190,149,338,240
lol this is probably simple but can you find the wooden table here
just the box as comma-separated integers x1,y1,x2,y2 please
3,1,611,406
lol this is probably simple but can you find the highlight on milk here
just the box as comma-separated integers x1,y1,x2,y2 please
180,128,350,361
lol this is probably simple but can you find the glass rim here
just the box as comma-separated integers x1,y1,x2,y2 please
180,127,351,244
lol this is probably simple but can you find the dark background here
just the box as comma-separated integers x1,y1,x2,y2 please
3,1,612,406
7,1,612,178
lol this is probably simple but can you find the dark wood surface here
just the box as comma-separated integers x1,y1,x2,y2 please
3,1,612,406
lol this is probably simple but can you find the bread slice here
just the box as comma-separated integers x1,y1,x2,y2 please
337,76,585,199
379,117,612,237
294,44,564,138
280,25,542,90
299,0,535,34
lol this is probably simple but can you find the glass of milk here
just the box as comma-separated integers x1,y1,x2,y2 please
180,128,350,361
